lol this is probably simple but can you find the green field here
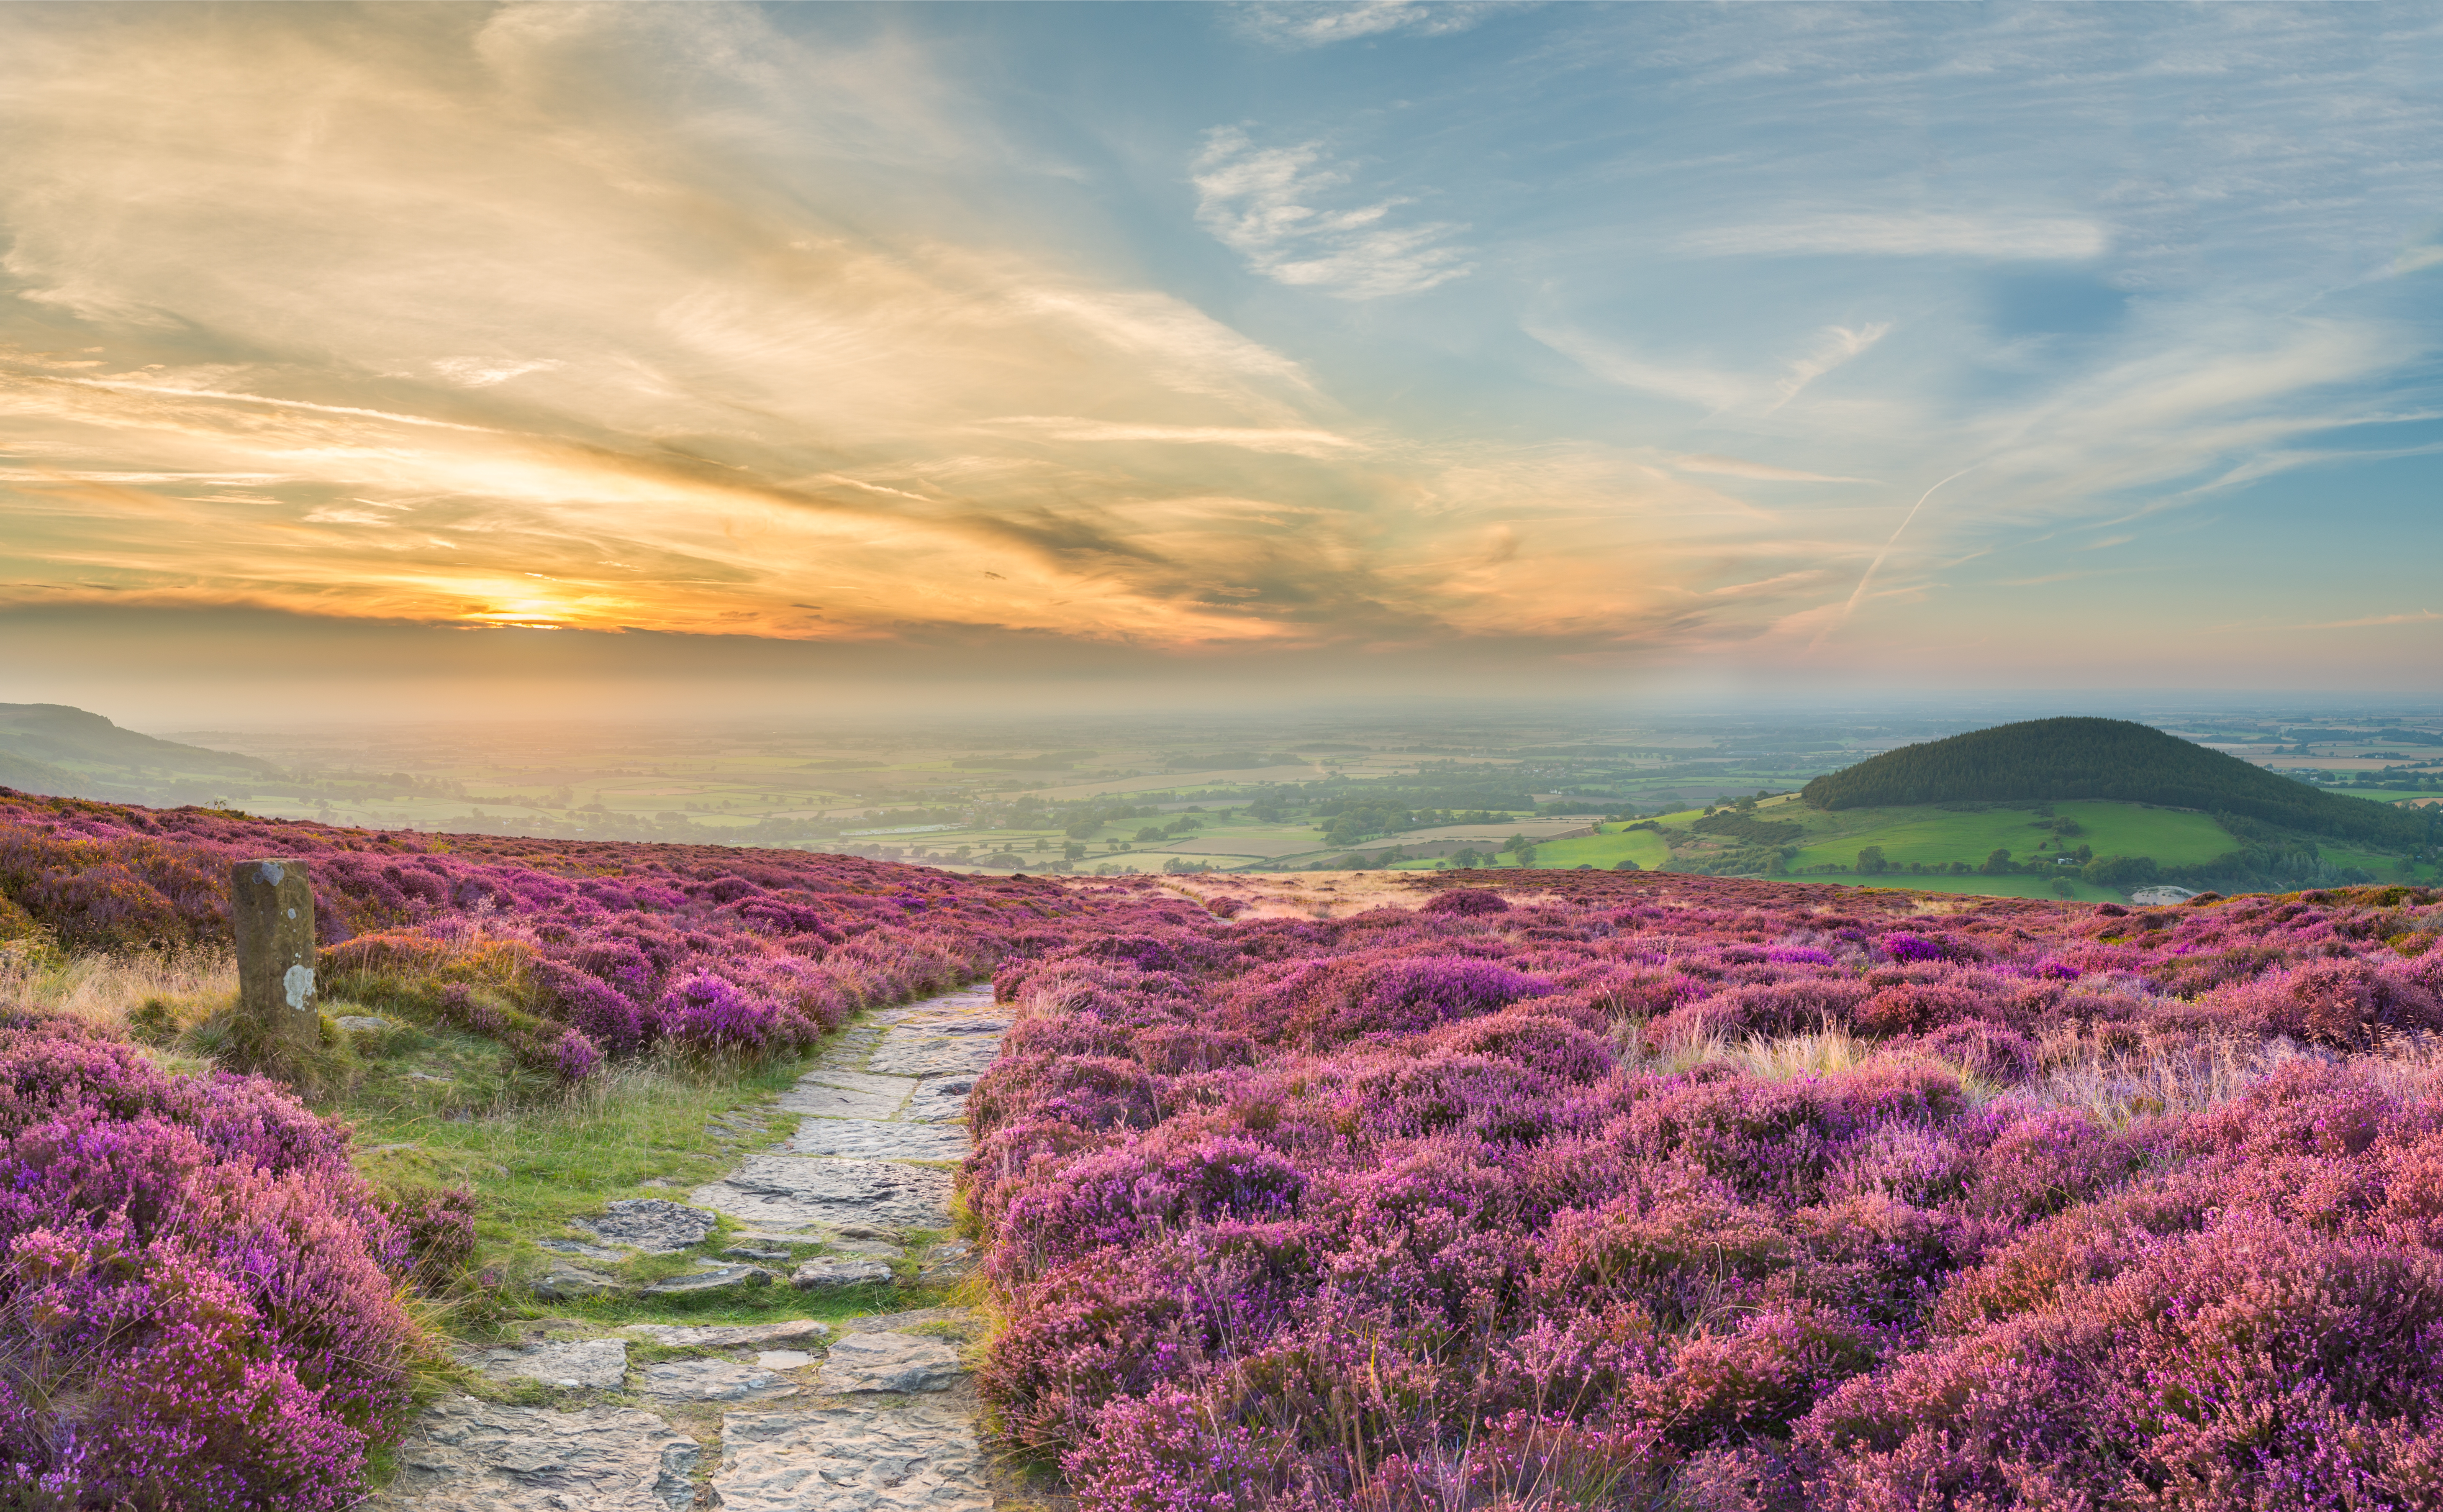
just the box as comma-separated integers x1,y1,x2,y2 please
1776,798,2237,872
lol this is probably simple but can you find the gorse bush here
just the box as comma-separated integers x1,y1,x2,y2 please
966,871,2443,1509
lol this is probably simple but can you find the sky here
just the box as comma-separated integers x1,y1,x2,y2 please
3,1,2440,724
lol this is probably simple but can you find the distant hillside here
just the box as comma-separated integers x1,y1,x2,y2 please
1801,716,2427,850
0,749,92,797
0,704,277,801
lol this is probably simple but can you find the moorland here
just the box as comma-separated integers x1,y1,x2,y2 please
6,783,2443,1507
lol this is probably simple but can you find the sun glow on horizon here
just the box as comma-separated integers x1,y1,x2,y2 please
1,1,2438,707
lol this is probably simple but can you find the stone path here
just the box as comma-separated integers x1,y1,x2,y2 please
373,983,1012,1512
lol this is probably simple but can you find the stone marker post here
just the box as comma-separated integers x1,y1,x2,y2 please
231,859,319,1048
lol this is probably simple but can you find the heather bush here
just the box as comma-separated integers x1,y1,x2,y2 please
0,1017,421,1508
962,871,2443,1509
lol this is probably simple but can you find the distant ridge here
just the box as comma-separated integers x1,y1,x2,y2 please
1801,716,2425,850
0,704,277,802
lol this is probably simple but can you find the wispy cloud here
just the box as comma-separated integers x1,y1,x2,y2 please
1680,213,2108,261
2296,610,2440,630
1529,321,1890,416
1235,2,1510,50
1193,129,1473,298
1665,455,1871,483
977,417,1364,456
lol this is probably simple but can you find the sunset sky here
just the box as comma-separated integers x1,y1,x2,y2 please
3,2,2439,722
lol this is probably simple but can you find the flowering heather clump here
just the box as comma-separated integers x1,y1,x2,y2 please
0,1013,421,1508
966,870,2443,1508
0,787,1163,1073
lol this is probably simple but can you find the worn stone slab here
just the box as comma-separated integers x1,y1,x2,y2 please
472,1338,628,1390
788,1118,970,1161
624,1319,829,1350
888,1013,1011,1037
714,1403,988,1512
816,1331,967,1395
639,1358,798,1404
692,1157,954,1232
792,1256,893,1291
867,1033,1002,1079
838,1307,980,1337
373,1396,698,1512
533,1264,629,1300
757,1350,813,1370
878,990,997,1022
775,1078,916,1121
643,1263,773,1297
806,1068,925,1096
726,1243,794,1262
898,1080,975,1125
572,1199,717,1254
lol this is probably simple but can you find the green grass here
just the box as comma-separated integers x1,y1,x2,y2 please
1469,827,1672,871
316,1002,967,1338
1776,799,2239,872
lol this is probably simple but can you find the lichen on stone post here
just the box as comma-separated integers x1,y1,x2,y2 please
231,859,319,1048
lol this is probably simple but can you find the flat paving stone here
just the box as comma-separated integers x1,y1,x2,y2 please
714,1402,989,1512
532,1264,629,1300
572,1199,717,1254
838,1307,981,1337
639,1358,798,1404
757,1350,814,1370
888,1012,1011,1036
816,1331,967,1395
692,1157,955,1232
776,1076,916,1121
802,1069,924,1097
624,1319,829,1350
866,1032,1002,1079
898,1080,975,1125
788,1119,970,1160
643,1263,774,1297
792,1256,893,1291
878,990,996,1020
471,1338,628,1390
373,1396,699,1512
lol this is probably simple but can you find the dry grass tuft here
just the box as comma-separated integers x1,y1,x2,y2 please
0,943,234,1035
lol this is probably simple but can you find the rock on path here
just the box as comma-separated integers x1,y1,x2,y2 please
373,1397,699,1512
714,1402,990,1512
468,1338,628,1390
817,1332,967,1395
